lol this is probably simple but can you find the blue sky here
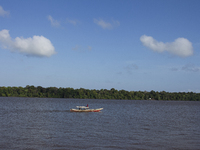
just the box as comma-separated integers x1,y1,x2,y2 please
0,0,200,92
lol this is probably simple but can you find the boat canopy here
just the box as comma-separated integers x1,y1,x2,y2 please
76,106,89,109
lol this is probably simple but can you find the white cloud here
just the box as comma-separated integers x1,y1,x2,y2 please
88,46,92,51
112,19,120,27
72,45,92,52
169,64,200,72
0,29,56,57
66,19,79,25
0,5,9,17
48,15,60,27
124,63,139,74
94,19,120,29
182,64,200,72
72,45,80,51
94,19,112,29
170,67,179,71
140,35,193,57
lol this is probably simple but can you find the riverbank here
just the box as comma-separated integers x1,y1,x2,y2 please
0,86,199,101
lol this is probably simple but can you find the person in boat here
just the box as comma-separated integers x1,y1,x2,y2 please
86,104,88,107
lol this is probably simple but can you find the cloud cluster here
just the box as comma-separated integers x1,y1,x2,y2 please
0,5,9,17
140,35,193,57
94,19,120,29
47,16,120,30
0,29,56,57
48,15,60,27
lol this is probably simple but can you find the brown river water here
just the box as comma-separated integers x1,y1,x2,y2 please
0,97,200,150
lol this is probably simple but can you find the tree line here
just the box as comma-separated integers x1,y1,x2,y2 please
0,85,199,101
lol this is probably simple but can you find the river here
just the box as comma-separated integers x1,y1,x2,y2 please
0,97,200,150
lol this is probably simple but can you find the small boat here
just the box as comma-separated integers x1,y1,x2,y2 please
70,106,103,112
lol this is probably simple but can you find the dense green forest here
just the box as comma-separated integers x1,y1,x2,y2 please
0,85,199,101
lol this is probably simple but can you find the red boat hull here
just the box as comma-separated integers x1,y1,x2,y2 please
70,108,103,112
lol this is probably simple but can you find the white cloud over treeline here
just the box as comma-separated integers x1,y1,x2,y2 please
0,5,9,17
94,19,120,29
0,29,56,57
140,35,193,57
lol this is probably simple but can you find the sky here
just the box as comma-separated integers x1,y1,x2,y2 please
0,0,200,92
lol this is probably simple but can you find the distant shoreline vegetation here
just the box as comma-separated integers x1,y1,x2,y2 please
0,85,199,101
